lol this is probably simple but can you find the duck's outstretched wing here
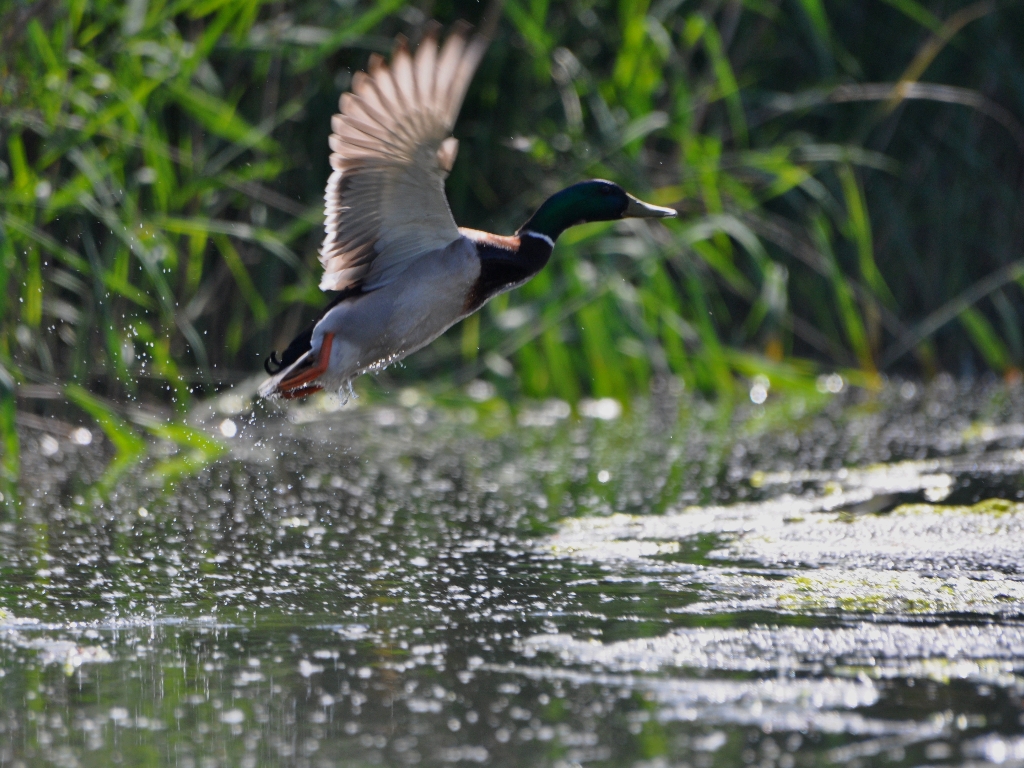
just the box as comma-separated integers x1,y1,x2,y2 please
319,24,487,292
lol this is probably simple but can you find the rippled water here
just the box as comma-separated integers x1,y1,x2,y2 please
6,378,1024,767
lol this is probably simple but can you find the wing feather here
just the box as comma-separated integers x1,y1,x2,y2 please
415,30,438,113
319,24,487,292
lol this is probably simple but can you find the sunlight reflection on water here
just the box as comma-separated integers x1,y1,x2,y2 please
4,380,1024,765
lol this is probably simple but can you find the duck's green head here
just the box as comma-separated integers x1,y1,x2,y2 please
520,179,676,241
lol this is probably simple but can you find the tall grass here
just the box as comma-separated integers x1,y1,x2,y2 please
450,0,1024,401
1,0,1022,436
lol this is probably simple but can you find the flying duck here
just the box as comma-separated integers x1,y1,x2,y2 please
259,23,676,400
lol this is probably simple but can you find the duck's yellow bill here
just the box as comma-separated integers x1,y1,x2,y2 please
624,195,677,218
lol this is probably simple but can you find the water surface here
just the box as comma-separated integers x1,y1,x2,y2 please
5,378,1024,767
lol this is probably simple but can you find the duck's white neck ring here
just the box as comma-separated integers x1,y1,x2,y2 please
521,230,555,248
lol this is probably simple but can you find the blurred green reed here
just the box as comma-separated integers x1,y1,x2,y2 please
1,0,1023,458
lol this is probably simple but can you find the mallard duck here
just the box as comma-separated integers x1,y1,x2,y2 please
259,23,676,400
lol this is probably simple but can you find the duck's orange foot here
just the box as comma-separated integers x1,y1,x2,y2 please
277,333,334,397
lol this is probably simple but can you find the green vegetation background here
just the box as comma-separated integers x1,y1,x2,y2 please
1,0,1023,432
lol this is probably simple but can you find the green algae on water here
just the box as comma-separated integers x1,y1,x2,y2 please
892,498,1022,517
777,569,1024,615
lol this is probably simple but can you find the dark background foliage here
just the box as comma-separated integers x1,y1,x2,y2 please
1,0,1023,427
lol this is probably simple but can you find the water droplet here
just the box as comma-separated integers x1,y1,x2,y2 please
579,398,622,420
40,435,59,456
71,428,92,446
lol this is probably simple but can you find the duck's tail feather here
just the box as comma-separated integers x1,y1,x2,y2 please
262,286,370,398
258,349,315,399
258,333,335,400
264,325,315,375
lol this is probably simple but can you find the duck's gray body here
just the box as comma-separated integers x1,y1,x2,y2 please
308,238,480,390
259,225,560,399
